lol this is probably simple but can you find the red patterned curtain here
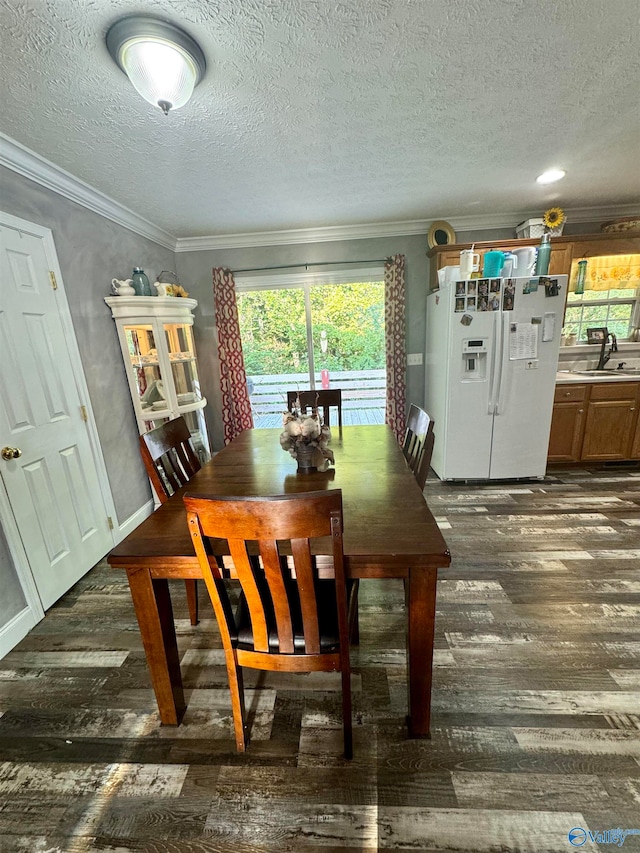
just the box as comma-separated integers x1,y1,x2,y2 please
384,255,407,442
212,267,254,444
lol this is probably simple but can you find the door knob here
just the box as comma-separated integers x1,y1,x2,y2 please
1,446,22,460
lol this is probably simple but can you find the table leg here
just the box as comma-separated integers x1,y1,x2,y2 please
406,567,438,737
127,567,186,725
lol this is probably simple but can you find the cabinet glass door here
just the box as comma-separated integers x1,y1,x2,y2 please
124,324,169,416
164,323,201,405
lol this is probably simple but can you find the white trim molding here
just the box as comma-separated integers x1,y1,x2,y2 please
115,500,155,544
0,607,41,661
235,265,386,291
2,132,638,253
0,133,176,251
174,204,640,252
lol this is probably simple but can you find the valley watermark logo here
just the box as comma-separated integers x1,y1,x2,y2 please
568,826,640,847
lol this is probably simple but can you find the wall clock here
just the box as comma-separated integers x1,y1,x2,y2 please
427,220,456,249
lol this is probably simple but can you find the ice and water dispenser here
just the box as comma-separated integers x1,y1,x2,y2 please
462,338,488,379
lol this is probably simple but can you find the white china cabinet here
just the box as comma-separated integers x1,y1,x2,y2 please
105,296,210,462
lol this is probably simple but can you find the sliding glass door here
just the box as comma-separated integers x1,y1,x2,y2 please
236,269,385,428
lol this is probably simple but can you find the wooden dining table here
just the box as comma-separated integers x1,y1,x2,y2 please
108,425,451,737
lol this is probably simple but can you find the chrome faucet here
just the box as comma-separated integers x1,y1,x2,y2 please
596,332,617,370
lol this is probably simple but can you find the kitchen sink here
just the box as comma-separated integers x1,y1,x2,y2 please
569,369,640,377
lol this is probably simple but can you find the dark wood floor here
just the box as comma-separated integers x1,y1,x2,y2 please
1,465,639,852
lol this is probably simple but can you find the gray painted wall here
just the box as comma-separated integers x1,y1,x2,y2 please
0,521,26,626
0,166,176,523
175,235,430,450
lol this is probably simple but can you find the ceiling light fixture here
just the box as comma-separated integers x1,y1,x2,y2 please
106,16,206,115
536,169,566,184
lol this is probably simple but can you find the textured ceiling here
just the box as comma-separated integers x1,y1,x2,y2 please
1,0,639,238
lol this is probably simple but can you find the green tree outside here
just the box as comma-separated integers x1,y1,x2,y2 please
237,282,385,375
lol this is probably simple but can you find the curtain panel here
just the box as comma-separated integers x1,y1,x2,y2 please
569,253,640,292
212,267,254,444
384,255,407,442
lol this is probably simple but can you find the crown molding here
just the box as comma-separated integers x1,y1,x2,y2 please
174,220,431,252
2,133,636,254
0,133,176,251
174,204,640,252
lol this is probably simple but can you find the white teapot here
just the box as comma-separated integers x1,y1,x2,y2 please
111,278,135,296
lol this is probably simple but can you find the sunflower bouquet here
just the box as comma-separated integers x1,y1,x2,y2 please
543,207,566,235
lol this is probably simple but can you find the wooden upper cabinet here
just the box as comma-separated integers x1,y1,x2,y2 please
427,232,640,290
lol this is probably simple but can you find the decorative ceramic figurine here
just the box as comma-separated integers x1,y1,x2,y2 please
111,278,135,296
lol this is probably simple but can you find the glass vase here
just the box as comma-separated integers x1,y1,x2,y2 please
131,267,152,296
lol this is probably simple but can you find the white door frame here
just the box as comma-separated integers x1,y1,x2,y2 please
0,211,118,653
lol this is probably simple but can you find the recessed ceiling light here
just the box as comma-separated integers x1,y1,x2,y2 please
536,169,566,184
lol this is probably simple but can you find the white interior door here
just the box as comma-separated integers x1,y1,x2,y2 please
0,219,114,610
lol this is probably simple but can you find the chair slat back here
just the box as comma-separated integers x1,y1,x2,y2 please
140,417,201,503
287,389,343,432
402,405,435,489
184,490,347,656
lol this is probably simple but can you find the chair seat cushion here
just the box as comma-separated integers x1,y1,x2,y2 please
234,577,349,653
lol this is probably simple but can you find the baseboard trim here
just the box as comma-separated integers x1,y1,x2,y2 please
115,500,155,544
0,606,41,661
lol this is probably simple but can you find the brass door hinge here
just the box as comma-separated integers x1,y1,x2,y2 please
49,271,58,290
80,405,88,422
107,516,114,530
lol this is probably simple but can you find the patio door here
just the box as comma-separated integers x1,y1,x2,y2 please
235,267,386,428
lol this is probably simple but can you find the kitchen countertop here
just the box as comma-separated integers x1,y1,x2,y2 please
556,370,640,384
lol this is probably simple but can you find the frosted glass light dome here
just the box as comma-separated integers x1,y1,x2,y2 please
107,17,206,115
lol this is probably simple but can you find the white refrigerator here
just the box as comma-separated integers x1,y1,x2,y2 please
425,275,567,480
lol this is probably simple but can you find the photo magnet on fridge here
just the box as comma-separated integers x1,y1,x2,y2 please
460,313,473,326
542,277,560,297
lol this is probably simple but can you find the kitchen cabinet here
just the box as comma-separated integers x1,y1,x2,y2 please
428,232,640,291
631,413,640,460
581,382,638,461
547,384,587,463
105,296,210,464
548,380,640,463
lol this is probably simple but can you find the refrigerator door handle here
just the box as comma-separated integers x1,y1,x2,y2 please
495,313,510,415
488,310,500,414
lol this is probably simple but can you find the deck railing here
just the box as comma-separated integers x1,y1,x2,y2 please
248,369,386,428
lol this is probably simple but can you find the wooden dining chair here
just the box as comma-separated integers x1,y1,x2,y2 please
139,416,202,625
402,404,435,490
287,389,343,434
184,489,355,758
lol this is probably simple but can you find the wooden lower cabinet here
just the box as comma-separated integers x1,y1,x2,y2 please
581,400,636,460
548,402,586,462
548,384,587,463
548,381,640,463
632,416,640,460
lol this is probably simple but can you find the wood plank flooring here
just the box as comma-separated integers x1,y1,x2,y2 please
1,465,639,852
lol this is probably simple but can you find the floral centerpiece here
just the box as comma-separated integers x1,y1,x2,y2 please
279,397,334,472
